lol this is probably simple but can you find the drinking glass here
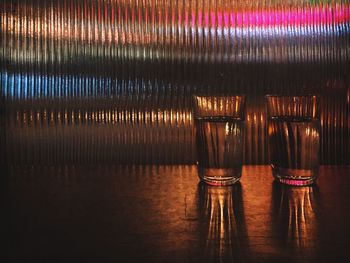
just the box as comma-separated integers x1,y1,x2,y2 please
266,95,320,186
193,96,246,186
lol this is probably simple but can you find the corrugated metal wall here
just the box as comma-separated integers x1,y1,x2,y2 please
1,0,349,165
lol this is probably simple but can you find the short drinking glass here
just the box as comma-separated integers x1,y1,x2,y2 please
266,95,320,186
193,96,246,186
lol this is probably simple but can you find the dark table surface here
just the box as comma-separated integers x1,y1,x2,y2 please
3,165,350,262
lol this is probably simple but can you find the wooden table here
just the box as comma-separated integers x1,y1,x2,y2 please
4,165,350,262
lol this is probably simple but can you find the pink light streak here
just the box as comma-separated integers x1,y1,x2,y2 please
197,4,350,28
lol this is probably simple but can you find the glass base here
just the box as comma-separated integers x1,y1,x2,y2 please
272,166,318,186
198,167,242,186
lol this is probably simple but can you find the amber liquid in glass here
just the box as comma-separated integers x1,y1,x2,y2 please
268,117,320,185
195,116,243,185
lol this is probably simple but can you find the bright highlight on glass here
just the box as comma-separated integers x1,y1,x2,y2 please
193,96,246,186
266,95,320,186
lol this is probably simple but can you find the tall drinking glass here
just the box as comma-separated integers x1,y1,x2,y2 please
266,95,320,186
193,96,246,186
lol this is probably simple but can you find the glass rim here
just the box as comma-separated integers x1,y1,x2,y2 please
265,94,320,120
265,94,319,99
192,94,247,119
193,94,246,98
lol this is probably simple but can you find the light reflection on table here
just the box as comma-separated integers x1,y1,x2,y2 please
4,165,350,262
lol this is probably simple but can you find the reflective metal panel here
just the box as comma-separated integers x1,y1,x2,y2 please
1,0,349,165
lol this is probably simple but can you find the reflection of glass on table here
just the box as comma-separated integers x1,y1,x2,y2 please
272,182,319,256
198,182,245,262
193,96,246,186
266,95,320,186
